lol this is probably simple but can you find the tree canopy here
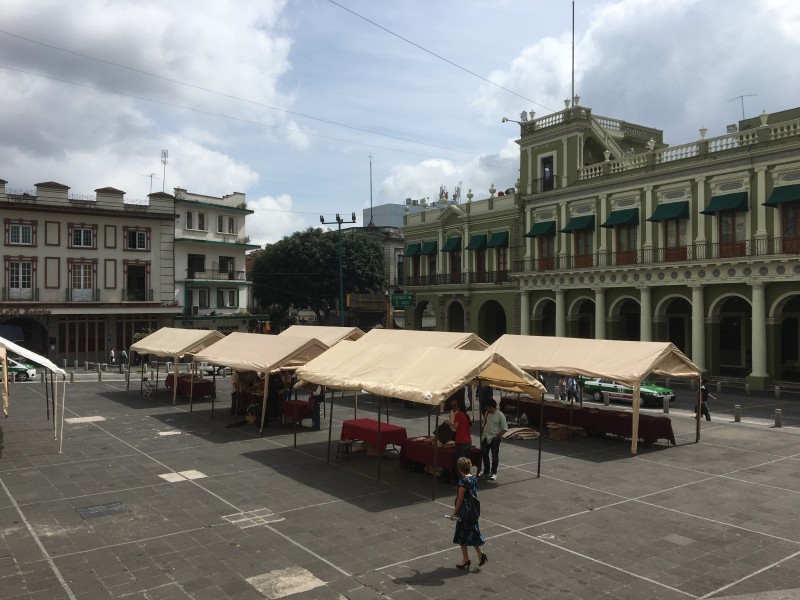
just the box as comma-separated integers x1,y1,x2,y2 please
251,227,388,326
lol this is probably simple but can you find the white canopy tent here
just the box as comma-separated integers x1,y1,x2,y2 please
356,329,488,350
279,325,365,345
296,341,545,494
1,337,68,453
487,335,702,454
193,333,329,432
129,327,226,404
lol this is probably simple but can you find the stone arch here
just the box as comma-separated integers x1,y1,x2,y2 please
768,292,800,381
567,295,595,339
608,295,640,341
711,294,752,377
654,294,692,355
413,300,437,330
532,297,556,336
446,299,466,332
476,299,507,344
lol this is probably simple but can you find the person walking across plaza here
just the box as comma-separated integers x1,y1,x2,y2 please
566,375,578,403
109,347,115,365
479,398,507,481
449,457,487,570
700,379,712,421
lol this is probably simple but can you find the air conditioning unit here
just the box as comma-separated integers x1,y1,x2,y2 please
191,305,199,316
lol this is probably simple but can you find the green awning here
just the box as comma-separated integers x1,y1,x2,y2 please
465,234,487,250
525,221,556,237
441,236,462,252
561,215,595,233
419,241,438,256
765,184,800,207
701,192,749,215
601,208,639,228
647,201,689,222
404,243,421,257
487,231,509,248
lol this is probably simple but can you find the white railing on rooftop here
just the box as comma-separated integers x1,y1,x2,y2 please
609,153,648,174
770,118,800,141
533,112,565,128
656,142,699,164
594,115,623,131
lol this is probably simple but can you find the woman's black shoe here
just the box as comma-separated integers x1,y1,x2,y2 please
479,553,488,566
456,560,471,569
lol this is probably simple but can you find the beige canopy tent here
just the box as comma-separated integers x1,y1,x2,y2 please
1,337,68,453
296,341,544,494
487,335,702,454
279,325,365,345
356,329,488,350
128,327,225,404
193,333,330,432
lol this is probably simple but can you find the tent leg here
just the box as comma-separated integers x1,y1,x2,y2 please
327,390,334,463
156,362,160,401
537,398,544,478
211,368,216,419
433,408,440,501
377,396,382,482
45,370,50,420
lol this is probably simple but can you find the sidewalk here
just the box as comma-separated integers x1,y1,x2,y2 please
3,380,800,598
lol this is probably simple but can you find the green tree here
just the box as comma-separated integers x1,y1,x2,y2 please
252,227,387,325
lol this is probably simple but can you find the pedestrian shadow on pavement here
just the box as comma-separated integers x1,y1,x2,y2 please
394,566,478,587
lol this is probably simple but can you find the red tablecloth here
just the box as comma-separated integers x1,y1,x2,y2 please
340,418,407,449
399,436,482,475
282,399,313,424
500,396,675,446
165,374,215,400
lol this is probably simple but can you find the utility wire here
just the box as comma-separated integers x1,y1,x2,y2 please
0,29,477,156
0,64,476,160
327,0,555,113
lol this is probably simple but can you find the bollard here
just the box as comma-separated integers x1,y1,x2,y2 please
604,393,610,407
62,358,67,369
150,368,155,381
775,385,780,400
716,381,722,394
73,360,78,370
97,364,102,382
663,397,669,414
734,405,741,422
775,409,782,428
745,383,750,398
70,371,74,383
40,372,45,384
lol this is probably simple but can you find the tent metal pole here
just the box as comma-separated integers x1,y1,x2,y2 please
58,375,66,454
51,372,57,439
327,389,334,463
45,369,50,420
125,346,131,391
630,382,641,456
292,400,298,448
211,366,216,420
538,395,544,478
695,377,702,442
189,362,194,412
155,361,160,401
377,396,382,482
433,407,439,501
427,405,431,436
258,376,269,435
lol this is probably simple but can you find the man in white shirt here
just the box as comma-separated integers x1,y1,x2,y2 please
479,398,508,481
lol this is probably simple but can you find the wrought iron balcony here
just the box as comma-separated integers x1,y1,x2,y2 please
121,288,154,301
185,269,246,281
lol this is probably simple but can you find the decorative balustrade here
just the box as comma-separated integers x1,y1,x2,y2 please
656,142,699,164
533,112,565,128
121,288,154,301
770,119,800,141
594,115,623,131
609,154,648,174
2,288,39,301
578,164,604,180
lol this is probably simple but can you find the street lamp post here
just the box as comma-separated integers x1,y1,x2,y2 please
320,212,356,326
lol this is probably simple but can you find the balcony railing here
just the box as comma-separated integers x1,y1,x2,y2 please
471,270,510,284
121,288,154,301
185,269,246,281
66,288,100,302
512,235,800,272
437,272,465,285
1,287,39,301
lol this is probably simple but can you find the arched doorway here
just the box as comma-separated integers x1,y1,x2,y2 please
716,296,751,377
664,297,692,356
575,299,594,339
413,301,437,330
775,295,800,381
447,301,465,332
611,298,640,341
535,299,556,336
477,300,506,344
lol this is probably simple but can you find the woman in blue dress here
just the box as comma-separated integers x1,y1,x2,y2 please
449,457,487,569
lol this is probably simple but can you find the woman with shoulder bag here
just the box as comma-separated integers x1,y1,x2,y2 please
448,457,487,570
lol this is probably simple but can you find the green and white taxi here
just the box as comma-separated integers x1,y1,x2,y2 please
581,378,675,407
2,357,37,381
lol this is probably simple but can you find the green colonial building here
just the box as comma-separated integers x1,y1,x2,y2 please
401,103,800,389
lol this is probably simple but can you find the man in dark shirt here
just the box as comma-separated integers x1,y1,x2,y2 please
700,379,711,421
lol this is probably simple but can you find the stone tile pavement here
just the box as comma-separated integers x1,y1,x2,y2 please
1,377,800,599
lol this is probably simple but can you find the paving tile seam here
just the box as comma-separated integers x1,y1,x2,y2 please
13,481,186,510
698,548,800,600
513,463,800,547
0,475,78,599
51,524,226,559
0,452,144,475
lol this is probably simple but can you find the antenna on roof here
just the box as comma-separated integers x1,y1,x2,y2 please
727,94,757,121
141,173,159,195
368,154,375,228
571,1,575,106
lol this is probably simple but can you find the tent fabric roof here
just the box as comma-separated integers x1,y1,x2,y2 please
295,342,546,406
279,325,365,345
0,336,65,375
357,329,489,350
193,332,329,373
487,335,700,387
130,327,225,359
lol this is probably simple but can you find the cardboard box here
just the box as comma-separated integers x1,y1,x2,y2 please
547,423,568,441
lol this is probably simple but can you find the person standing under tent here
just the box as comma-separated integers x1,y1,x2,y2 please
479,398,508,481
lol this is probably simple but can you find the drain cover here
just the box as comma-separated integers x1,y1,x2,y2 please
77,502,125,519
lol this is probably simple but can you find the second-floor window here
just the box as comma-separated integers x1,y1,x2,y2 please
68,225,96,249
616,224,637,265
125,229,148,250
72,263,93,289
9,223,33,245
538,236,555,270
496,246,508,272
719,211,746,257
449,251,461,275
228,216,236,234
664,219,688,261
574,231,593,268
186,211,206,231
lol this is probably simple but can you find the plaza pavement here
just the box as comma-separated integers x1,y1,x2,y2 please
1,374,800,599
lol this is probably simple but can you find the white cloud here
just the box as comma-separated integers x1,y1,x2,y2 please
246,193,305,246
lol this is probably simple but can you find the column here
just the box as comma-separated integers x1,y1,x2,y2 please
598,194,608,252
520,289,530,335
690,284,705,372
643,186,654,251
639,285,652,341
594,287,606,339
556,289,566,338
754,166,767,239
751,282,767,378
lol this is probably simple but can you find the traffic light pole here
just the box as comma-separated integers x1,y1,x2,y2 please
320,213,356,326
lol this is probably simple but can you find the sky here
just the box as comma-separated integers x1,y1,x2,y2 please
1,0,798,245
